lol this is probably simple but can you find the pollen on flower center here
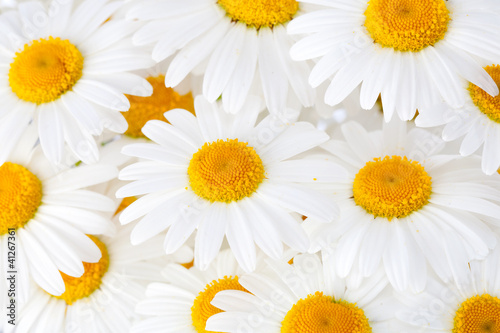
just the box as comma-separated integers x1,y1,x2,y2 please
9,37,84,104
217,0,299,29
52,235,109,305
191,276,249,333
281,291,372,333
453,294,500,333
364,0,450,52
353,155,432,220
188,139,265,203
469,65,500,124
0,162,43,235
123,75,195,138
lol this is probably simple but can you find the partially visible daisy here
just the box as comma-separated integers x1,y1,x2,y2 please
206,253,397,332
121,70,196,140
132,249,260,333
307,119,500,292
0,0,155,165
417,64,500,175
0,124,118,299
396,242,500,332
128,0,315,114
117,95,345,272
287,0,500,121
13,221,167,333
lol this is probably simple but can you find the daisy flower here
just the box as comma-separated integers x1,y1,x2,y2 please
121,69,196,140
287,0,500,121
117,95,345,272
0,124,118,300
417,64,500,175
128,0,315,115
206,253,396,332
13,220,167,333
396,242,500,332
132,249,254,333
308,119,500,293
0,0,155,165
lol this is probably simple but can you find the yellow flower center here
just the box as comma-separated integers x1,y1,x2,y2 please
123,75,195,138
453,294,500,333
114,196,137,216
52,235,109,305
353,155,432,220
217,0,299,29
469,65,500,124
364,0,450,52
9,37,84,104
188,139,265,203
0,162,43,235
281,291,372,333
191,276,248,333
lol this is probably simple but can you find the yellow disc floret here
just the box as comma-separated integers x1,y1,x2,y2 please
188,139,265,203
0,162,43,235
123,75,195,138
52,235,109,305
469,65,500,123
364,0,450,52
217,0,299,29
191,276,248,333
281,291,372,333
453,294,500,333
9,37,84,104
114,196,137,216
353,155,432,220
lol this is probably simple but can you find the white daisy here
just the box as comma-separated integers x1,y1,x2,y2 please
128,0,315,115
117,95,345,272
0,123,118,300
396,242,500,332
287,0,500,121
417,64,500,175
0,0,155,165
308,119,500,293
206,253,396,332
132,249,260,333
121,71,196,140
13,220,167,333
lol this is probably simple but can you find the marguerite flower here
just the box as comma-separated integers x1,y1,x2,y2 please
13,220,167,333
122,71,195,140
128,0,315,114
0,0,155,165
287,0,500,121
417,64,500,175
117,95,345,272
206,253,396,332
307,119,500,292
396,242,500,332
132,249,254,333
0,124,118,300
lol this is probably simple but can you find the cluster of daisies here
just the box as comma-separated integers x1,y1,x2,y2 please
1,0,500,332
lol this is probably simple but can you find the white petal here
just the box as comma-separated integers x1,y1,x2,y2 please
222,28,258,113
257,27,288,114
265,159,347,183
44,165,118,193
37,102,64,165
194,203,227,270
17,228,65,295
258,122,329,164
257,181,337,222
165,19,231,87
203,22,246,102
226,203,257,272
73,79,130,111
